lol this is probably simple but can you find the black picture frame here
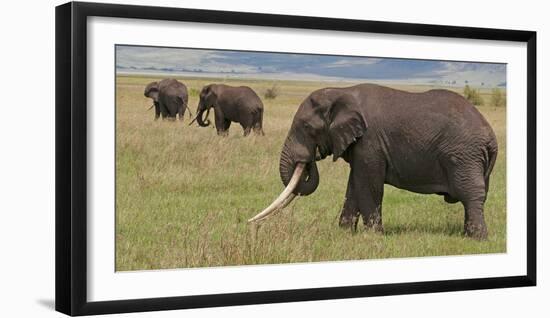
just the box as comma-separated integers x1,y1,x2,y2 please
55,1,537,316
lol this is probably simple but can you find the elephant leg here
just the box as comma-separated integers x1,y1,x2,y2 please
216,120,231,136
253,125,264,136
154,103,160,120
252,110,265,135
352,159,385,233
163,95,179,120
243,126,251,137
214,110,230,136
178,106,184,121
452,167,488,239
338,173,360,231
463,199,488,240
240,116,254,137
159,102,169,120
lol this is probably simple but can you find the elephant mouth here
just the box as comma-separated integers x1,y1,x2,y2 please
315,145,330,161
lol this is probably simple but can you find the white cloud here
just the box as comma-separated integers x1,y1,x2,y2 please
323,58,382,68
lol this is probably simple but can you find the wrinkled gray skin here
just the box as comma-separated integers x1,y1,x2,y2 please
280,84,498,240
194,84,264,136
144,79,190,120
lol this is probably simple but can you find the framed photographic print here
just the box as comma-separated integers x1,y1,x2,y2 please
55,1,536,316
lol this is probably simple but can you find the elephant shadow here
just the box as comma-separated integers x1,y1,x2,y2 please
382,219,464,237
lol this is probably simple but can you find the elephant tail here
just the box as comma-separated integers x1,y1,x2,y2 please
179,95,192,119
255,107,265,135
484,139,498,194
184,102,193,118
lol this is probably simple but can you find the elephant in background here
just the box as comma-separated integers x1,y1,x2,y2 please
144,79,191,121
190,84,264,136
250,84,498,240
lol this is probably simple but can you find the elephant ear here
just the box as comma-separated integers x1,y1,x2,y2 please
145,82,159,101
207,84,218,97
327,94,367,160
204,85,219,107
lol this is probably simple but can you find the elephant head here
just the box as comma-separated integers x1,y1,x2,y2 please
191,84,218,127
144,81,160,102
249,89,367,222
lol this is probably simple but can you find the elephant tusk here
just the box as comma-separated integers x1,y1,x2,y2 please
189,108,211,126
315,146,321,160
203,108,211,124
278,193,297,210
248,163,304,223
146,104,155,111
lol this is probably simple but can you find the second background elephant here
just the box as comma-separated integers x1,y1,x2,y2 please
191,84,265,136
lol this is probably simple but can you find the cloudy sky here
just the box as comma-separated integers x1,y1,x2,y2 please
116,45,506,87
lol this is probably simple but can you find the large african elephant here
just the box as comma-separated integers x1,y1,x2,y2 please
144,79,191,120
250,84,498,240
190,84,264,136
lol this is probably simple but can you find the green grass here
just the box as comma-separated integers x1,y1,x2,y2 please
115,75,506,271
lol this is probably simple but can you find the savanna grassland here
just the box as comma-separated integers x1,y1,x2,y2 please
115,74,506,271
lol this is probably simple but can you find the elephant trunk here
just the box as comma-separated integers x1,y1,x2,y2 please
279,142,319,196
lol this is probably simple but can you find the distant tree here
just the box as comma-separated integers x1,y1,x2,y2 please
490,88,506,107
264,84,279,99
188,88,200,97
463,85,471,97
463,85,484,106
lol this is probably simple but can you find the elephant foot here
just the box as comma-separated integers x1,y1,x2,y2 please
363,214,384,234
253,128,265,136
338,214,359,232
464,222,488,240
364,223,384,234
464,203,488,240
